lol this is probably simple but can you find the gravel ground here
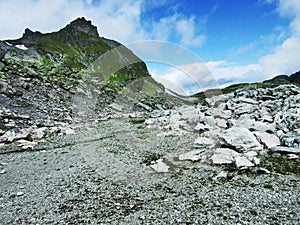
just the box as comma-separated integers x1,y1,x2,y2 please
0,118,299,224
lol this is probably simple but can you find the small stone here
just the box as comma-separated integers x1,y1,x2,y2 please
178,149,204,161
60,127,75,135
252,157,260,165
287,154,299,160
150,159,169,173
16,192,24,196
194,137,215,147
216,118,227,128
272,152,281,158
194,123,212,132
251,167,271,174
0,169,6,174
213,171,228,181
16,139,37,150
234,156,254,168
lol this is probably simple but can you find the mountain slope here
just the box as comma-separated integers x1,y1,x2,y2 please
0,17,178,142
5,17,150,79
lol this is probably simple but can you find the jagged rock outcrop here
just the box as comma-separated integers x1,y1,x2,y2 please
63,17,99,37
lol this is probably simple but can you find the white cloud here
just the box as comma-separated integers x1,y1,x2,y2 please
152,62,219,96
0,0,205,47
149,0,300,95
175,17,206,47
200,0,300,90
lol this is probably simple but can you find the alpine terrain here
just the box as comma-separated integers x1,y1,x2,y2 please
0,18,299,224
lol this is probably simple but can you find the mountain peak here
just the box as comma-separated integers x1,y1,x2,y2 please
63,17,99,37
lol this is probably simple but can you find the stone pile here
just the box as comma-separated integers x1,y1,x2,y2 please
146,84,300,170
0,106,74,150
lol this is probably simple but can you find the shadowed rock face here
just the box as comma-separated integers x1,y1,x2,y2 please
287,71,300,84
63,17,99,37
0,47,6,60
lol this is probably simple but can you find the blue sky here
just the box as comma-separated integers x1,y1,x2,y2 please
0,0,299,95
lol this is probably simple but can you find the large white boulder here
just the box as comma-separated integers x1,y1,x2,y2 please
220,127,263,152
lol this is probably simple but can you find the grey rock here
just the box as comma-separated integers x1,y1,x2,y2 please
251,167,271,174
193,123,213,132
178,149,204,161
30,127,47,140
270,146,300,154
287,154,299,160
236,116,276,133
238,97,259,104
234,156,254,168
0,80,8,93
211,109,232,119
0,62,4,71
216,118,227,128
150,159,169,173
60,127,75,135
16,191,24,196
220,127,263,152
253,131,280,149
211,148,239,165
235,104,256,115
281,132,300,148
194,136,215,147
213,171,228,181
16,140,38,150
0,130,16,143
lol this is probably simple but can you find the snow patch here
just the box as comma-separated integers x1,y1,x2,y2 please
15,45,28,50
4,42,12,46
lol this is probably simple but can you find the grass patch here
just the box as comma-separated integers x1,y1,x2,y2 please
130,117,146,125
142,151,163,165
259,154,300,175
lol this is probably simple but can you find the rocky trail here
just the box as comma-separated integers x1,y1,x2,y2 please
1,83,300,224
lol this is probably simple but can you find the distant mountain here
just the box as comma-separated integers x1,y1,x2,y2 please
192,70,300,101
287,71,300,84
263,71,300,85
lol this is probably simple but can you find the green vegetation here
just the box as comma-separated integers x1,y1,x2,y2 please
260,155,300,176
142,151,163,165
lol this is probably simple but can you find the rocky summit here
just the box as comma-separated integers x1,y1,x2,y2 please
0,18,300,224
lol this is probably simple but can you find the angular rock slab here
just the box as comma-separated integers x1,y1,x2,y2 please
220,127,263,152
178,149,204,161
270,146,300,155
150,159,169,173
194,137,215,148
234,156,254,168
211,148,239,165
253,131,280,149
